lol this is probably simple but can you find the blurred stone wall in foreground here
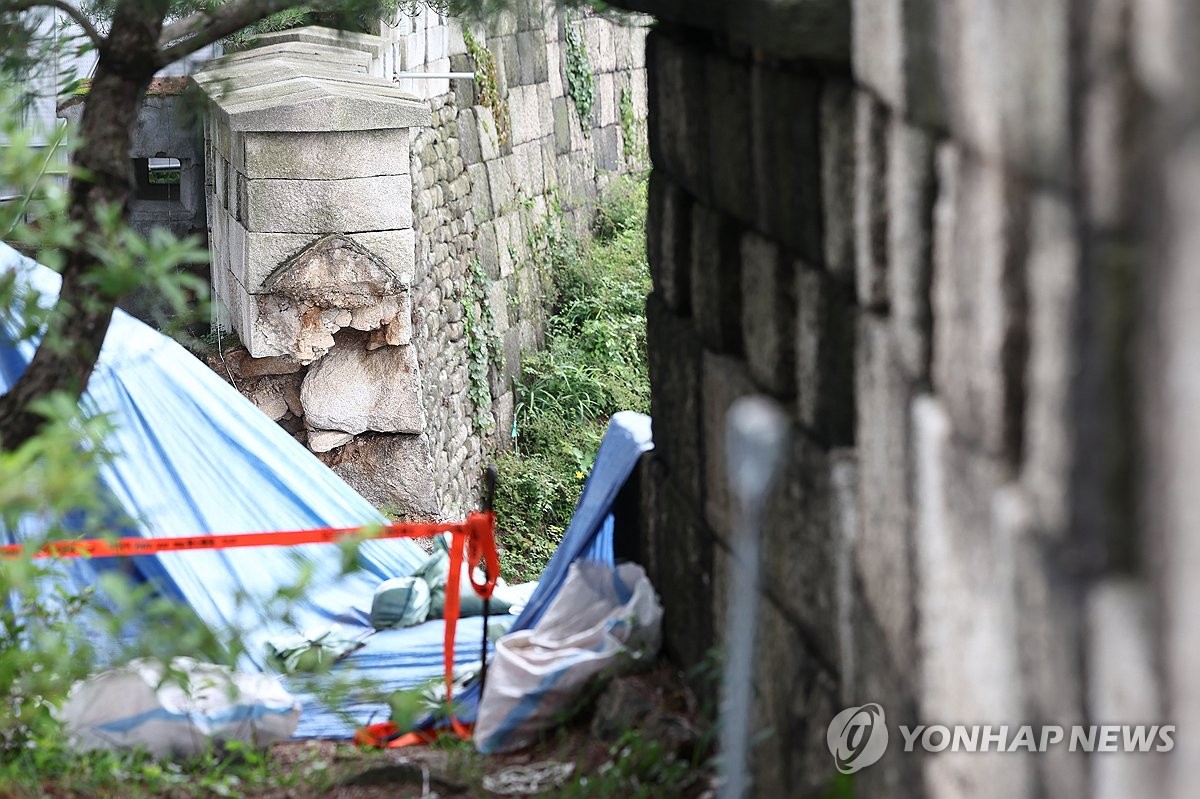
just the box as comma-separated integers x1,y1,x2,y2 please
615,0,1193,795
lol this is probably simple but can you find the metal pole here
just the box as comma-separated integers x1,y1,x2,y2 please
718,396,789,799
393,72,476,79
479,465,498,699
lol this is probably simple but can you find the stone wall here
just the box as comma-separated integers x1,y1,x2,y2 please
201,6,649,518
615,0,1193,795
376,3,649,517
1135,4,1200,798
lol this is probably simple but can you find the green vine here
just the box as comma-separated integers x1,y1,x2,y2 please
619,82,638,162
563,17,595,132
463,27,511,150
464,258,503,434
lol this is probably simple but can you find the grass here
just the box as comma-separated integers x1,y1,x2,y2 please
146,169,180,185
494,175,651,582
0,739,368,798
554,730,692,798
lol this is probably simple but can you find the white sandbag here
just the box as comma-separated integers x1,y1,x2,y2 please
419,545,524,619
55,657,300,758
266,626,365,672
370,575,433,629
474,561,663,753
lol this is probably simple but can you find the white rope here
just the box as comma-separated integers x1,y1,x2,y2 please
481,761,575,795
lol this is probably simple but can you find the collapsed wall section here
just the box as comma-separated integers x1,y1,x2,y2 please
198,9,650,518
197,34,439,517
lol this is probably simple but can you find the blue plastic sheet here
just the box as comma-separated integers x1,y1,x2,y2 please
453,411,653,722
0,243,655,738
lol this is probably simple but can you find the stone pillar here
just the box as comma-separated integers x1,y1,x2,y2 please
195,30,438,516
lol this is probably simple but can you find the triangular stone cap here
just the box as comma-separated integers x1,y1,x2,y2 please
195,49,430,131
265,234,405,309
212,40,372,71
196,59,411,107
244,25,387,63
194,54,367,92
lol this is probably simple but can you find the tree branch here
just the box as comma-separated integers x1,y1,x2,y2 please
0,0,104,48
157,0,320,64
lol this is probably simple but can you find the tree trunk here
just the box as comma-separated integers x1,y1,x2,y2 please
0,0,169,449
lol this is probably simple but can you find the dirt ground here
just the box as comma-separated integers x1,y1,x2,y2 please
263,661,714,798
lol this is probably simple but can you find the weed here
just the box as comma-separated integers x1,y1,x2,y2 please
495,175,649,582
464,27,511,150
0,738,349,798
594,171,648,240
564,16,596,132
464,258,503,434
506,276,521,319
559,729,693,798
820,772,857,799
619,80,644,164
683,648,723,768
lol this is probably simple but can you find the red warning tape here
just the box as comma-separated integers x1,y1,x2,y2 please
0,519,468,559
2,511,502,747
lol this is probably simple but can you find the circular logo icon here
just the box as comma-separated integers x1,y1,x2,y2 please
827,703,888,774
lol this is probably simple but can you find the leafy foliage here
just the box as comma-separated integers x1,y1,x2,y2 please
464,257,503,434
563,15,595,131
222,8,328,49
463,26,511,150
619,80,644,164
0,10,94,115
0,399,109,750
79,0,417,50
559,730,693,798
0,85,210,351
0,124,71,242
495,175,649,582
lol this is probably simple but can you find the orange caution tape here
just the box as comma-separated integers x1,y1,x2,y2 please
0,519,476,559
2,512,500,747
442,510,499,741
353,720,476,749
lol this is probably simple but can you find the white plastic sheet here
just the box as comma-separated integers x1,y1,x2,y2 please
56,658,300,757
473,561,663,753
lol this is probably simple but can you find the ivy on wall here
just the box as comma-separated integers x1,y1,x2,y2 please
463,258,503,435
463,27,511,150
619,82,638,162
563,17,595,132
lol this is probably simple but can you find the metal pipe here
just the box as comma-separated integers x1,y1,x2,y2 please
719,395,789,799
393,72,475,79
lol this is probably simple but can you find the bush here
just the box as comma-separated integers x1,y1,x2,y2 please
496,176,650,582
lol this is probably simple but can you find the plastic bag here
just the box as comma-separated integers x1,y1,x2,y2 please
473,561,663,753
55,657,300,758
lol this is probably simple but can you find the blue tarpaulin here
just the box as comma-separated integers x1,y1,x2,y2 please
0,243,653,738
